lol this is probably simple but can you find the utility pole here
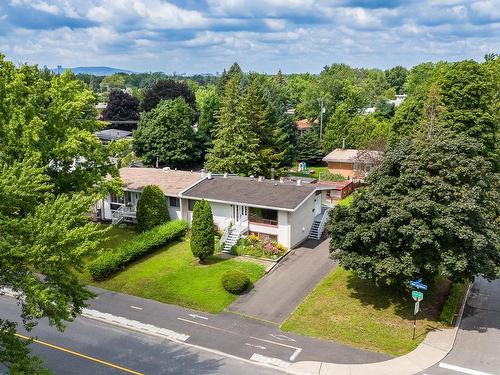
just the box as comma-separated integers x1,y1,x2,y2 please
319,98,325,141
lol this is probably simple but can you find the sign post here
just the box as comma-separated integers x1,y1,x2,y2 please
409,279,427,340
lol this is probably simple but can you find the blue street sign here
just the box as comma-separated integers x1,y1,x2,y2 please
410,280,428,290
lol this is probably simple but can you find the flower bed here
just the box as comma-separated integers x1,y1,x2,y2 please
232,234,287,260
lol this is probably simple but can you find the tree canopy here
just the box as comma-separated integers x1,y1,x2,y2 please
102,90,140,122
136,185,169,232
133,97,199,168
142,79,196,112
0,55,112,372
329,130,499,286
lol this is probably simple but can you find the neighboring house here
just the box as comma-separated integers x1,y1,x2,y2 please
95,128,132,144
316,180,354,205
97,168,332,250
96,167,203,224
322,148,384,181
296,118,318,136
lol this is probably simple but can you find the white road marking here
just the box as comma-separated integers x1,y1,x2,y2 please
82,309,189,342
250,353,291,369
270,333,296,342
129,305,143,310
177,318,302,361
439,362,497,375
249,336,302,361
188,313,208,320
245,343,266,350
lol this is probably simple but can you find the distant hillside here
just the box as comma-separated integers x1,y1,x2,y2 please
52,66,136,76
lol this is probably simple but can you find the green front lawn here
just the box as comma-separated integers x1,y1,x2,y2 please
282,267,450,356
81,235,265,313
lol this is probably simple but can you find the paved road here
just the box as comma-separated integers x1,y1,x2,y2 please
229,238,335,323
1,296,282,375
421,277,500,375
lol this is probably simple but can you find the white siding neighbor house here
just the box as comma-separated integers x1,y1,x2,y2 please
96,168,332,251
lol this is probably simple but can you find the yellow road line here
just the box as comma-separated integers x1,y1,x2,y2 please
15,333,144,375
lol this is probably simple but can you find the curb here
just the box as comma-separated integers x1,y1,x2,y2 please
286,282,472,375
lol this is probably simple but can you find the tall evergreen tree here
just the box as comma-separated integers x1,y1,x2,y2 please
205,77,261,175
190,200,215,263
295,129,323,164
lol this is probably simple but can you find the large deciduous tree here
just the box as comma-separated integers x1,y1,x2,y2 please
141,79,196,112
133,98,199,168
329,130,500,286
0,55,120,194
0,55,113,372
102,90,140,122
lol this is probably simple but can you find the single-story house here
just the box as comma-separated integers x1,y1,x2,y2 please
322,148,383,181
95,128,132,144
95,167,203,223
180,174,325,249
96,168,332,250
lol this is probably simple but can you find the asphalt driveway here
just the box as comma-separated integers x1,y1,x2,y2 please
228,238,335,324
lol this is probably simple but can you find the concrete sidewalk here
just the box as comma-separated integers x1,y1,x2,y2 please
229,238,335,323
286,327,457,375
286,284,471,375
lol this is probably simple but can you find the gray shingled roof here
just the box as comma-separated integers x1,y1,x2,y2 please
182,176,316,211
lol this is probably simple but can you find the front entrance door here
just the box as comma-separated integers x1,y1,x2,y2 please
231,204,248,226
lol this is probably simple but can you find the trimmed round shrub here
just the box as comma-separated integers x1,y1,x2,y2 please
221,270,250,294
136,185,169,232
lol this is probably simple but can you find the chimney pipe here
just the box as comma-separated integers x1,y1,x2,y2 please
223,172,228,178
296,179,302,186
271,168,275,180
200,168,206,178
342,138,346,149
279,177,284,183
207,172,212,179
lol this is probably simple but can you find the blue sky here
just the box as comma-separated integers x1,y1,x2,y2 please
0,0,498,74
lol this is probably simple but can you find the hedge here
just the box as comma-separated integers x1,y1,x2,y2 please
221,269,250,294
89,220,188,281
440,282,468,326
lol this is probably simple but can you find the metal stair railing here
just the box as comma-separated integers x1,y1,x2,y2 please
111,205,126,224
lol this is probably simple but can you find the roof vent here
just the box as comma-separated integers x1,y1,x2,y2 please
250,175,255,181
207,172,212,180
296,179,302,186
200,169,206,178
163,167,170,172
258,176,264,182
223,172,228,178
280,177,284,183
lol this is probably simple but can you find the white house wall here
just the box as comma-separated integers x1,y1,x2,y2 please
209,202,232,230
290,194,317,248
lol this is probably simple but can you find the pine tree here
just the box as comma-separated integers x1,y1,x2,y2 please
191,200,215,263
205,77,261,175
296,129,323,164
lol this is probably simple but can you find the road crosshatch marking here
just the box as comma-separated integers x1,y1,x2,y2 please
15,333,145,375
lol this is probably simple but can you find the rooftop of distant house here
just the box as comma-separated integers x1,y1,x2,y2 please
323,148,384,163
316,179,353,190
95,128,132,143
296,118,318,130
182,174,317,211
119,167,202,196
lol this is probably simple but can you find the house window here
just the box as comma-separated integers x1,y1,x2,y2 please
249,207,278,226
169,197,180,208
249,231,278,242
188,199,196,211
110,192,124,204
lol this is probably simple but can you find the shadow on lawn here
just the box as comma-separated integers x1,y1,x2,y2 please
345,272,449,324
